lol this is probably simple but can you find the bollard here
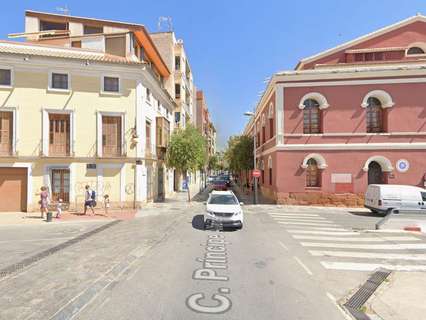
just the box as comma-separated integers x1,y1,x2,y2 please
46,211,52,222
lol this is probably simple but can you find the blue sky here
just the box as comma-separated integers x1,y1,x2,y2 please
2,1,426,149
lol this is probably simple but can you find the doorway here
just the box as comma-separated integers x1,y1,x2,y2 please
368,161,385,185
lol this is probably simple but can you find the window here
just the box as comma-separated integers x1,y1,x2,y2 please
0,69,11,86
51,73,69,90
262,122,266,144
208,194,238,205
175,112,181,123
269,118,274,139
407,47,425,55
102,116,122,156
421,192,426,201
0,111,12,155
306,158,321,187
146,88,151,102
83,25,103,35
175,56,181,71
256,131,260,147
49,114,70,156
366,97,383,133
146,121,152,156
175,84,181,99
103,76,119,93
303,99,321,134
105,36,126,57
39,20,68,38
269,167,272,185
51,169,70,203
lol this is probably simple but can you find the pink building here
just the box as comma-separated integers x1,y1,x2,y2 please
244,15,426,206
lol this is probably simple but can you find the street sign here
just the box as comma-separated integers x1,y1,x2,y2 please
252,169,261,178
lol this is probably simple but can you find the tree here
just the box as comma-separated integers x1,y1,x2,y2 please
224,135,253,184
166,124,206,201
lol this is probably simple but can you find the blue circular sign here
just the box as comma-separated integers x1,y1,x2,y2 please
396,159,409,172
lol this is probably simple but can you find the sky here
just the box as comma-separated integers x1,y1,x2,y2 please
2,0,426,149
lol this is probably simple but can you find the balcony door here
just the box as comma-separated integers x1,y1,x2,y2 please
49,114,70,156
0,112,12,155
102,116,122,157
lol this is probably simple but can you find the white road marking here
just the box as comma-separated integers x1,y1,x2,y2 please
287,228,351,232
310,250,426,261
321,261,426,272
301,242,426,250
292,235,420,242
293,256,313,275
269,213,321,218
272,216,328,221
326,292,353,320
278,241,289,251
278,221,340,227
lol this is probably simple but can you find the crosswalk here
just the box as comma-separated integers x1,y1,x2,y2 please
268,211,426,272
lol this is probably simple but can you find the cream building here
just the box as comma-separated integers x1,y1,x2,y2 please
0,11,177,212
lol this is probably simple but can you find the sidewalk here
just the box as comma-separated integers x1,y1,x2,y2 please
367,272,426,320
0,208,137,226
232,183,276,205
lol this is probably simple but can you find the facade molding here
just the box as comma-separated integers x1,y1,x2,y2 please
363,155,394,172
301,153,328,169
298,92,330,110
361,90,395,108
276,142,426,151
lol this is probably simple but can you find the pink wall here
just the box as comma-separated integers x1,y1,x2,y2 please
275,150,426,194
302,21,426,69
282,83,426,145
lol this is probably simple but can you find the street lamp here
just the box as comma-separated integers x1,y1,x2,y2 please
243,111,258,204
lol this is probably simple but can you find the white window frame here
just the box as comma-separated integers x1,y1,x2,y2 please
0,66,13,89
100,74,121,95
41,108,75,157
97,111,126,157
48,70,71,93
0,106,18,155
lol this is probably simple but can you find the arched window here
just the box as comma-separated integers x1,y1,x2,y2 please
268,103,274,139
306,158,321,187
268,156,273,185
303,99,321,134
366,97,383,133
407,47,425,55
261,114,266,144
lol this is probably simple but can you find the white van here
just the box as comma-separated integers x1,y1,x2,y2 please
365,184,426,214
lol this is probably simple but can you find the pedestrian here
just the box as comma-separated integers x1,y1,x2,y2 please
103,194,110,215
83,185,95,215
56,198,63,219
39,186,49,219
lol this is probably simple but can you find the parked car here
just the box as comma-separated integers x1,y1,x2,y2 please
212,179,228,191
205,190,244,230
364,184,426,214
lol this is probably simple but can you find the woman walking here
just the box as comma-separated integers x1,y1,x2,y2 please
39,186,49,219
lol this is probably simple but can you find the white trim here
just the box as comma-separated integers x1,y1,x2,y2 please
282,77,426,88
361,90,394,108
0,107,18,155
284,131,426,137
268,156,273,169
41,109,49,156
96,112,102,157
48,70,71,93
275,86,284,144
298,92,330,110
0,65,13,88
301,153,328,169
406,42,426,56
268,102,274,119
363,155,394,172
275,142,426,151
0,162,32,207
100,74,121,95
261,113,266,126
296,15,426,69
120,164,125,205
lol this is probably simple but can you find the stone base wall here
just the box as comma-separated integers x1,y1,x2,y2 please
276,192,365,207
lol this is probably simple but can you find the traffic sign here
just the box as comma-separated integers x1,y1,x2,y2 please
252,169,261,178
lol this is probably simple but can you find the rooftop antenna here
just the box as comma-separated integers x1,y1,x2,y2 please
56,5,70,15
158,16,173,32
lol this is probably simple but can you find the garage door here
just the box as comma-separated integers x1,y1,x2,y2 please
0,168,27,212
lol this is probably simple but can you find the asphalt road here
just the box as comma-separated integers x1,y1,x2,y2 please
1,189,425,320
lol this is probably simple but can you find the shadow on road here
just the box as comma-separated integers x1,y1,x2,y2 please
349,211,386,218
192,215,205,230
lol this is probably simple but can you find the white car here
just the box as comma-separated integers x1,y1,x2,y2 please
205,190,244,229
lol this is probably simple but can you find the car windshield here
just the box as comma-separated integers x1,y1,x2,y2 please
214,180,226,184
209,195,238,205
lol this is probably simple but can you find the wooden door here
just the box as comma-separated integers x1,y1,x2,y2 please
49,114,70,156
102,116,122,156
0,168,27,212
0,112,12,155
